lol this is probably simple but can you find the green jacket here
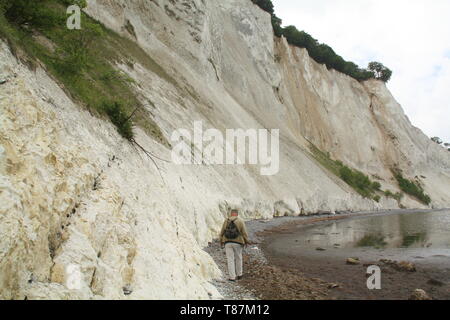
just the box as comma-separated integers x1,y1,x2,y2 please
219,216,249,245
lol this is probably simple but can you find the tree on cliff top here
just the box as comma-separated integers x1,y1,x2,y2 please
251,0,274,14
250,0,394,83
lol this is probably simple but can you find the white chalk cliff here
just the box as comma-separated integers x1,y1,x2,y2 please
1,0,449,299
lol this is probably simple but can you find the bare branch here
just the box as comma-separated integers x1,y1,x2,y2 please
131,138,170,185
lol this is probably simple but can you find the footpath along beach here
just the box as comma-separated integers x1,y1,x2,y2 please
205,209,450,300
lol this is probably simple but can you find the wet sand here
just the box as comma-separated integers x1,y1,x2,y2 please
207,209,450,300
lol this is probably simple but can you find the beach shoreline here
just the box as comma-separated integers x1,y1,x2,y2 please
206,209,450,300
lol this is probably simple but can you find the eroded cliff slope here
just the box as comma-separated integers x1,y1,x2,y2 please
1,0,449,299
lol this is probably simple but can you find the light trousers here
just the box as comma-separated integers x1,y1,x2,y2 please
225,242,243,280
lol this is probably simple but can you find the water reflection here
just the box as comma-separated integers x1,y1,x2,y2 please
356,234,387,249
295,211,450,250
401,232,427,248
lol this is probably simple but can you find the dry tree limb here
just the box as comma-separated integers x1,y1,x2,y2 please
123,105,171,184
131,138,169,184
131,138,170,163
122,106,140,126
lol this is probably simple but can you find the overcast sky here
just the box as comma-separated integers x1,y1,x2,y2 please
272,0,450,144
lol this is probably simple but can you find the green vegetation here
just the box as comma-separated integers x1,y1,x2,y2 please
401,232,427,248
393,170,431,205
368,62,393,83
384,190,403,202
251,0,275,15
435,139,450,151
0,0,168,145
251,0,392,82
102,101,134,140
306,146,417,205
357,234,387,249
338,166,380,199
309,144,382,200
431,137,443,145
372,181,381,191
1,0,61,28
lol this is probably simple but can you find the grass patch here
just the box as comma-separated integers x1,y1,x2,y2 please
309,144,413,204
393,169,431,205
309,144,383,200
0,0,169,146
339,166,381,199
383,190,403,202
102,101,134,140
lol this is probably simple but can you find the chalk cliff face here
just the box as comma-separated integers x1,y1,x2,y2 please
1,0,449,299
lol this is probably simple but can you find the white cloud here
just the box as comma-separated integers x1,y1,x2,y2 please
272,0,450,143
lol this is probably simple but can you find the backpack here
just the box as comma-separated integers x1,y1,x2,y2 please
224,219,240,239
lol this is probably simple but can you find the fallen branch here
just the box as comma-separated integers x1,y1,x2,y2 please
131,138,169,184
122,105,171,184
122,106,140,127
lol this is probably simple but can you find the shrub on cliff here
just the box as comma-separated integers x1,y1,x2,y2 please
372,181,382,191
0,0,171,143
250,0,392,83
431,137,443,145
384,190,403,201
279,25,388,82
102,101,134,141
368,62,393,82
54,21,103,75
251,0,274,14
309,144,383,199
393,170,431,205
0,0,61,29
271,14,283,37
339,166,375,198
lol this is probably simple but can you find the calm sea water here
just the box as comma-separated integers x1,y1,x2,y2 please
293,210,450,250
263,210,450,300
